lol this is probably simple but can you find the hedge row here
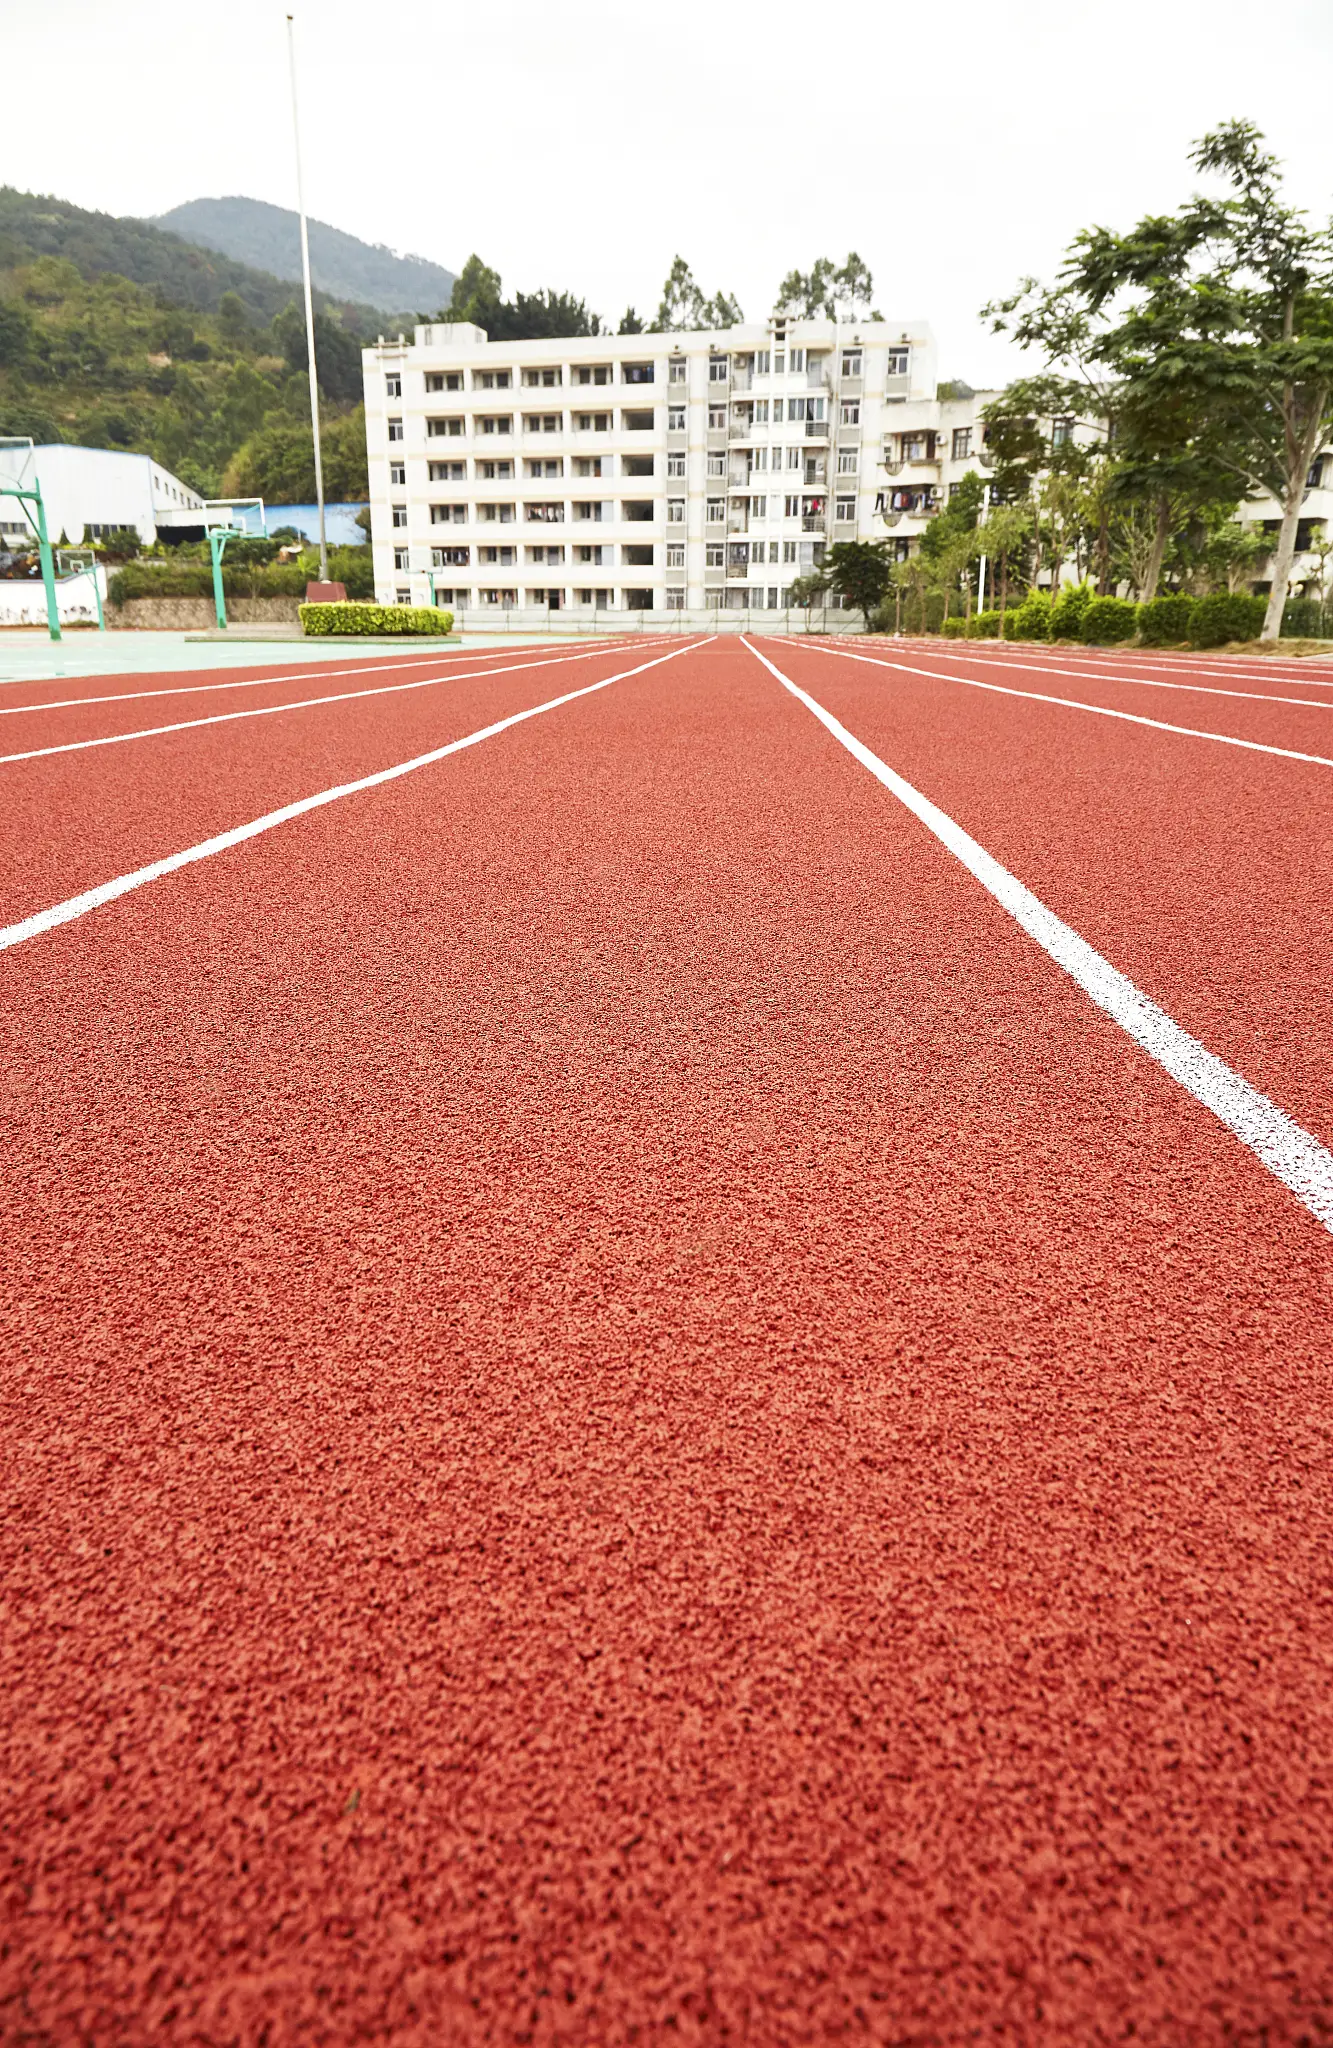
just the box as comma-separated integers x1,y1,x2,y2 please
939,590,1269,648
300,602,454,637
107,557,375,605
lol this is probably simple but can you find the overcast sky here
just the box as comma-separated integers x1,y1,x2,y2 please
8,0,1332,387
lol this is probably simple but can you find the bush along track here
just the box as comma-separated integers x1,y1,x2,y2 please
299,602,455,637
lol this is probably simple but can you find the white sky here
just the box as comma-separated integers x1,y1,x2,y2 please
7,0,1332,388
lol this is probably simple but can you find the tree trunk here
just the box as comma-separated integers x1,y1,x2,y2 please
1140,494,1171,602
1263,388,1327,638
1096,501,1111,594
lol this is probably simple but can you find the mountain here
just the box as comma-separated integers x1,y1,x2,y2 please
154,197,455,316
0,187,386,329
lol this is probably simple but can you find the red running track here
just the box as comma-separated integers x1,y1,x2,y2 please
3,632,1333,2044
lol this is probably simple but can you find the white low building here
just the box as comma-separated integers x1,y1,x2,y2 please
362,317,952,622
0,445,206,551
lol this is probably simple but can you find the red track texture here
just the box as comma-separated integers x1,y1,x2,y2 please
3,632,1333,2045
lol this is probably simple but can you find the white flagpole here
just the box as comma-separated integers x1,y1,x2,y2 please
286,14,328,582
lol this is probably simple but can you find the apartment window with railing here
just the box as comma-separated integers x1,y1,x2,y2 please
666,587,686,609
706,543,724,567
667,453,686,477
886,348,910,376
426,372,463,392
708,356,729,381
388,416,404,442
840,402,860,426
666,543,685,567
952,427,972,460
835,496,856,521
391,504,407,528
668,405,687,432
668,357,687,384
667,498,686,524
428,417,463,437
386,373,401,398
389,461,406,486
841,352,862,379
707,454,726,477
837,450,858,474
706,498,725,523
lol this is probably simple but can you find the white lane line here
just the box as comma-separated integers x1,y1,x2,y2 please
744,638,1333,1235
930,641,1333,691
0,638,675,765
0,639,711,955
791,640,1333,773
0,635,637,714
878,643,1333,714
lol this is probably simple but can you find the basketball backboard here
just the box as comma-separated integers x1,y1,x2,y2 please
202,497,267,538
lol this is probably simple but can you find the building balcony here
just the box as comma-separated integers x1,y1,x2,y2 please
803,421,829,440
728,421,751,441
731,368,752,393
727,515,750,534
802,515,825,533
725,561,750,578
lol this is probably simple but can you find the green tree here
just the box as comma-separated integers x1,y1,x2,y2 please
823,539,892,629
1067,121,1333,637
271,300,363,403
618,307,644,335
774,255,878,321
654,257,742,332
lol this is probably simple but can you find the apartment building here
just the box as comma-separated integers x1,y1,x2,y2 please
362,318,947,619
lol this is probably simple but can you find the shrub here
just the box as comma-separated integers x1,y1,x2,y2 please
966,611,1002,638
300,602,454,637
1137,594,1194,646
1187,591,1267,647
1081,597,1138,644
1004,593,1052,640
1048,580,1095,640
940,617,967,639
1277,596,1333,639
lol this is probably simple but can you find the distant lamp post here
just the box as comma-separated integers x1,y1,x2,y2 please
286,13,329,584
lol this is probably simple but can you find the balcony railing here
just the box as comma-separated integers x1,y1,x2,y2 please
731,369,752,393
727,515,750,534
728,421,751,441
802,515,825,533
803,421,829,440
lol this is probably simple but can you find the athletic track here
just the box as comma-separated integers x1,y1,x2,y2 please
4,630,1333,2044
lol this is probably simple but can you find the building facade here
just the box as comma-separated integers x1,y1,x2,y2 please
363,318,970,620
0,445,206,552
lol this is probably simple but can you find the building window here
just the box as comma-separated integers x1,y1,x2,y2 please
783,540,796,563
707,454,726,477
665,587,686,610
623,409,654,431
773,352,785,374
575,365,612,385
388,417,404,442
784,495,800,518
392,504,408,528
428,417,463,438
668,357,687,384
835,496,856,522
705,498,725,523
525,502,565,522
668,405,686,432
1052,417,1073,448
432,546,470,567
708,405,726,430
393,548,408,570
622,362,655,384
706,543,724,567
708,356,729,381
395,588,411,603
479,416,513,435
841,352,862,379
667,453,686,478
523,367,563,387
430,504,466,524
952,427,972,460
474,370,512,389
755,349,771,375
386,373,401,398
574,456,602,478
840,402,860,426
389,461,406,486
524,413,562,433
426,371,463,392
837,450,858,474
887,347,910,376
576,411,611,431
666,543,685,568
666,498,686,524
428,460,465,481
749,540,765,564
750,494,767,519
478,459,513,480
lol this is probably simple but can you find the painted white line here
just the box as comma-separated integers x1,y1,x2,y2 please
0,638,674,765
878,642,1333,714
927,640,1333,691
744,638,1333,1236
0,639,711,955
0,635,637,714
789,639,1333,773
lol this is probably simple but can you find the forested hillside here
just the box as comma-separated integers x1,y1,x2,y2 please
155,197,455,315
0,188,389,501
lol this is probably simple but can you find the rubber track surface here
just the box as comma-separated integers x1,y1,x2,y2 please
3,636,1332,2044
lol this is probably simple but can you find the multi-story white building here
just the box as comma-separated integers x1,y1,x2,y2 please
363,318,971,623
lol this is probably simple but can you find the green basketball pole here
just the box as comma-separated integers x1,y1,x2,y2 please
0,472,61,642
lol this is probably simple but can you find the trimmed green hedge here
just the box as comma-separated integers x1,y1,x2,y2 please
1138,594,1194,646
965,611,1002,638
1049,581,1095,640
1081,596,1138,644
940,617,968,638
1278,596,1333,639
300,602,454,637
1188,592,1266,648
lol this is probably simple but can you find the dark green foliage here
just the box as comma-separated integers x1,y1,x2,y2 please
1187,591,1268,646
107,541,373,604
1048,580,1096,638
1138,593,1195,645
966,612,1002,638
300,602,453,636
1081,596,1139,643
0,397,63,443
271,302,364,403
617,308,644,335
1277,597,1333,638
823,539,892,628
1005,591,1052,639
441,254,601,340
223,408,369,504
940,618,968,638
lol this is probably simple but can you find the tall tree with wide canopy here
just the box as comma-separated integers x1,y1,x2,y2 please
1068,121,1333,636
